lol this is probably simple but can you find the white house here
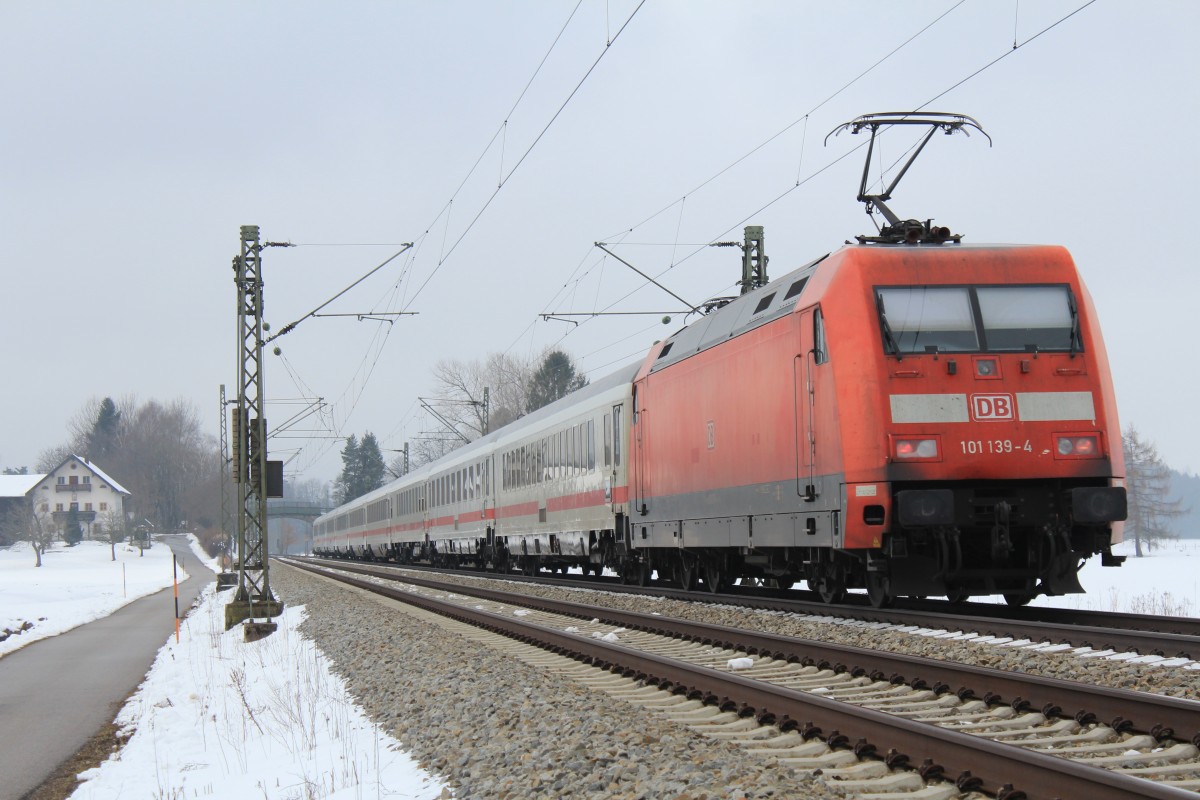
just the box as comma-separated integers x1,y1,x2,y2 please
28,455,131,538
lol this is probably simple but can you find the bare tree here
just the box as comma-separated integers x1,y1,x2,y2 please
1123,425,1185,556
425,352,535,440
99,508,129,561
41,396,221,533
28,511,59,568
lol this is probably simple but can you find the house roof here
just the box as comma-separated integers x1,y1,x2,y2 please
39,455,132,496
0,474,46,499
72,456,130,495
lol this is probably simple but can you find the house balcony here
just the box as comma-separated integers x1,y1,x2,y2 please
56,483,92,492
52,510,98,524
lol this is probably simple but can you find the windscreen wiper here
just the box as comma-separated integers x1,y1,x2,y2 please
1067,293,1081,357
876,294,902,359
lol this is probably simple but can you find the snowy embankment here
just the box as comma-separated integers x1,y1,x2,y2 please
0,539,185,658
986,538,1200,615
69,583,448,800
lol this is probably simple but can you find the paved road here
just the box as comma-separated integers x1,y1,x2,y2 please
0,535,213,800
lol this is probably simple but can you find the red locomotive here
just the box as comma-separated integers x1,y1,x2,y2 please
313,113,1126,606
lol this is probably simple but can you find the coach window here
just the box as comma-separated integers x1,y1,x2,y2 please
588,419,595,470
814,308,829,365
603,414,612,467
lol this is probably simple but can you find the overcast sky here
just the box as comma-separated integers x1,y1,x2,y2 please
2,1,1197,482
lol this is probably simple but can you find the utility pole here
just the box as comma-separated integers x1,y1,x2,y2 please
226,225,284,638
481,387,490,436
216,384,237,588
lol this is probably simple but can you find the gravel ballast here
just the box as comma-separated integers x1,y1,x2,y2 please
271,564,847,800
395,568,1200,701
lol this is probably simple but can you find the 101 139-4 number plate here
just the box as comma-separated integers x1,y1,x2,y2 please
960,439,1032,455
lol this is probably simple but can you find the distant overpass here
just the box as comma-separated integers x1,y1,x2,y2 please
265,499,332,555
265,499,332,521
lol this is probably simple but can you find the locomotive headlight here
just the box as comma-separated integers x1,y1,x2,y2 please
1054,434,1101,459
975,358,998,377
894,437,938,460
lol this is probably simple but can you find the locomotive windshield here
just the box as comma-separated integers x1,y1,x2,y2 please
876,284,1078,355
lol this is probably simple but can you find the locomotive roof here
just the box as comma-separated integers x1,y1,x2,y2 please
647,242,1068,375
649,250,830,374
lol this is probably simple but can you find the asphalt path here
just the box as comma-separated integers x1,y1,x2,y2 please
0,535,213,800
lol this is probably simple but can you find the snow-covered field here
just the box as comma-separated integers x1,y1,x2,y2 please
0,539,186,658
983,538,1200,616
4,535,1196,799
68,583,447,800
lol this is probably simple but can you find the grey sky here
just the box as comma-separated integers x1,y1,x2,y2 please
2,1,1197,482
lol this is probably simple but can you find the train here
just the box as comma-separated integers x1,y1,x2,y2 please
312,114,1127,607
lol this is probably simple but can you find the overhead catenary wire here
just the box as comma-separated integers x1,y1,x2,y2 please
278,3,623,478
541,0,1099,364
403,0,647,310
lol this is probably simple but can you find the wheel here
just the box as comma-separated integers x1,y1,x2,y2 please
677,558,697,591
636,563,651,587
946,589,969,604
812,574,846,605
1004,592,1035,607
702,561,727,594
866,572,893,608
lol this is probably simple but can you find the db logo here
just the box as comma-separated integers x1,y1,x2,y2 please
971,393,1015,421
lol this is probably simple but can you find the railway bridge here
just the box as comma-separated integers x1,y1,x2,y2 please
267,499,331,555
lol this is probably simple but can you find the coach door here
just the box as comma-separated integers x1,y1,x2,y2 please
795,307,821,501
632,383,648,517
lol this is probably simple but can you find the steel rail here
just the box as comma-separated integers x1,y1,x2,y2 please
283,557,1196,800
302,556,1200,657
288,557,1200,747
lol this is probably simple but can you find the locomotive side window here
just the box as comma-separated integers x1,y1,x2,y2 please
813,308,829,365
977,285,1077,352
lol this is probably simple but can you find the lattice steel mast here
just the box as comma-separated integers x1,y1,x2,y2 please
226,225,283,635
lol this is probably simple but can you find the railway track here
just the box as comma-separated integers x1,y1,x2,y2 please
282,557,1200,799
301,556,1200,660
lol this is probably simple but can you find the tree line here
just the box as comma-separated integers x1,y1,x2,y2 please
334,348,587,504
1,396,223,560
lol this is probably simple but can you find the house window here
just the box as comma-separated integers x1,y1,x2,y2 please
70,502,79,511
57,477,66,485
100,502,108,511
84,503,93,511
39,503,48,512
82,476,91,484
55,503,64,512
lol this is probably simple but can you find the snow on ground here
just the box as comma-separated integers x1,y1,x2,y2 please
0,539,186,658
69,583,448,800
185,531,222,572
978,538,1200,615
8,536,1198,799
